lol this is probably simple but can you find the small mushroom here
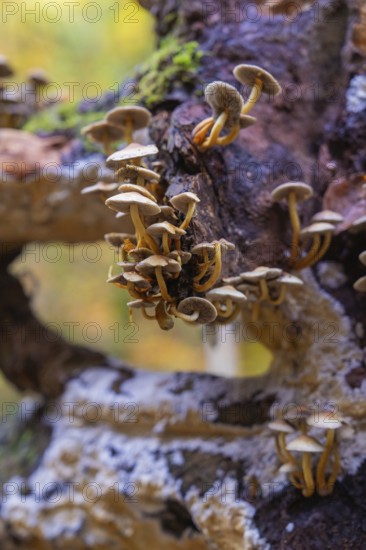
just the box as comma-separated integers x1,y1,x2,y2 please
294,222,335,270
239,267,282,320
81,181,119,202
168,250,192,265
233,64,281,115
28,69,50,108
206,285,246,321
117,183,157,202
146,221,186,255
349,215,366,234
106,106,151,144
306,411,343,495
359,251,366,266
192,81,244,149
271,182,313,264
155,298,175,331
105,191,161,253
267,272,303,305
104,232,136,261
311,210,343,225
81,121,125,155
136,255,181,302
286,435,323,497
127,299,156,321
171,297,217,324
117,163,160,187
106,142,158,170
268,419,296,464
170,192,200,230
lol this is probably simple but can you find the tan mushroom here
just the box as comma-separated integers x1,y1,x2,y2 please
106,142,158,170
127,298,157,321
206,285,246,321
106,106,151,144
117,163,160,187
170,192,200,230
268,419,296,465
193,239,235,293
136,255,181,302
171,297,217,324
359,251,366,266
155,299,175,331
233,64,281,115
117,183,157,202
81,121,125,155
294,222,335,270
286,435,323,497
311,210,343,225
146,221,186,256
81,181,119,202
104,232,136,261
271,182,313,264
267,272,303,305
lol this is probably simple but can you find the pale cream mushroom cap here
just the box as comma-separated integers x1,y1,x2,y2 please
81,182,119,195
350,215,366,234
268,419,295,433
106,142,158,167
306,411,343,430
271,182,313,202
233,64,281,95
117,183,157,202
286,434,323,453
104,232,136,247
136,255,181,276
105,191,161,216
147,221,186,238
354,276,366,292
311,210,343,225
106,106,151,130
206,285,247,304
359,251,366,266
240,266,282,282
300,222,335,238
170,192,200,214
81,121,125,143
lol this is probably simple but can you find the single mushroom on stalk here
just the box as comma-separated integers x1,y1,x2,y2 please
286,435,324,497
170,297,217,325
271,181,313,264
106,143,159,183
81,121,125,155
117,163,161,189
294,222,335,270
310,210,343,226
106,106,151,144
306,411,343,495
81,181,119,202
146,221,186,256
239,266,282,321
206,285,246,323
233,64,281,115
192,81,244,149
170,192,200,230
267,272,303,305
105,191,161,253
136,255,181,303
349,215,366,234
104,232,136,261
108,270,151,300
127,299,157,322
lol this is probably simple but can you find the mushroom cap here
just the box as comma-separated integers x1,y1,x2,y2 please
105,191,161,216
106,106,151,130
354,276,366,292
306,411,343,430
116,261,137,272
117,183,157,202
223,275,245,286
350,215,366,233
359,251,366,266
240,266,283,282
177,297,217,324
118,164,160,183
271,182,313,202
300,222,335,238
106,272,125,284
279,463,299,474
106,142,158,166
204,81,244,128
286,434,323,453
170,192,200,214
168,250,192,264
129,247,154,261
28,68,50,86
219,238,236,252
0,55,14,78
104,232,135,247
160,206,178,221
81,182,119,195
270,273,304,287
136,255,181,275
239,114,257,128
233,64,281,95
127,299,155,309
206,285,247,304
191,242,217,258
81,121,125,143
268,420,295,433
147,221,186,238
311,210,343,225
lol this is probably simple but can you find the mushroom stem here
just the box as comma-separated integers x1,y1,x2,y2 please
259,279,269,301
302,452,315,497
288,191,301,264
125,117,133,144
193,118,215,145
194,243,222,292
130,204,160,253
155,266,173,302
251,301,261,322
170,304,200,323
267,284,287,306
162,232,170,256
136,174,145,187
293,235,321,271
193,250,211,282
180,201,197,230
103,137,113,156
316,429,335,494
216,124,240,146
324,439,341,495
241,78,263,115
214,298,234,318
305,233,332,268
202,111,228,149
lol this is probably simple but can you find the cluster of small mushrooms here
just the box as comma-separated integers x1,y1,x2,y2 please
269,408,345,497
0,54,54,128
80,64,350,496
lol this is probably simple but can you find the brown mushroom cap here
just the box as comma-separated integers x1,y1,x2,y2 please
117,183,157,202
286,434,323,453
106,142,158,167
81,121,125,143
170,192,200,214
268,420,295,433
160,206,178,222
136,255,181,275
240,266,283,282
300,222,335,238
233,64,281,95
311,210,343,225
81,182,119,195
0,55,14,78
177,297,217,324
359,251,366,266
206,285,247,304
146,221,186,238
306,411,343,430
105,191,161,216
104,232,136,248
168,250,192,264
271,182,313,202
116,261,137,272
122,271,151,288
117,164,160,183
28,69,50,86
191,242,217,258
128,247,154,261
354,276,366,292
350,215,366,234
204,81,244,128
106,106,151,131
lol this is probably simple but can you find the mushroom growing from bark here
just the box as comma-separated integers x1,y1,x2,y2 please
171,297,217,325
170,192,200,230
81,181,119,202
286,435,323,497
136,255,181,302
239,266,282,321
81,121,125,155
127,298,157,322
271,181,313,264
206,285,246,322
146,221,186,256
106,106,151,144
193,239,235,293
294,222,335,270
233,64,281,114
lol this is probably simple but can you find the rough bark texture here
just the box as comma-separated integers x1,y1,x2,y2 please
0,0,366,548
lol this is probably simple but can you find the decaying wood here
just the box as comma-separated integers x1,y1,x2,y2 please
0,0,366,547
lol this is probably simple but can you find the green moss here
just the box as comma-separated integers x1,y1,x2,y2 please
23,102,107,134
